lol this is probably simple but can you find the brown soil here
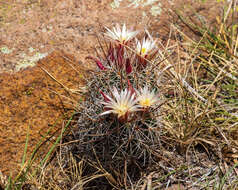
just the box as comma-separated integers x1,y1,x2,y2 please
0,0,226,180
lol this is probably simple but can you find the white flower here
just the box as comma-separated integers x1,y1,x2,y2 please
105,23,139,44
136,36,156,57
100,87,140,118
136,86,159,108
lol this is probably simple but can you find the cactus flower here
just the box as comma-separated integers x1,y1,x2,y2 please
105,23,139,44
100,87,140,118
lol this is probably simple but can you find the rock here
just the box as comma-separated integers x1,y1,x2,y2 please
0,50,85,177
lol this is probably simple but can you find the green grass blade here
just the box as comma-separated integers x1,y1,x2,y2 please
21,125,30,167
40,112,76,167
219,162,238,189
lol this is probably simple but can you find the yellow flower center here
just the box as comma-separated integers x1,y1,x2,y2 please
116,104,129,117
120,35,127,43
141,47,147,55
139,98,151,107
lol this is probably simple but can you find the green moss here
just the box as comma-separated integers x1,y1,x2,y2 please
16,52,48,71
0,46,13,54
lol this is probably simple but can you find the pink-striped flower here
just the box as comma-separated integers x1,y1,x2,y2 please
105,24,139,44
136,86,159,108
136,37,156,57
100,87,140,118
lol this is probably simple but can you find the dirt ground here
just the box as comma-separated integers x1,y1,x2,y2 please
0,0,226,179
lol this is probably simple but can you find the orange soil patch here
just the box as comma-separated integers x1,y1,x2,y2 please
0,50,84,177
